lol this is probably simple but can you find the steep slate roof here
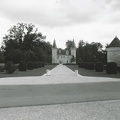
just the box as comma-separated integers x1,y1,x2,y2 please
53,39,57,48
108,37,120,47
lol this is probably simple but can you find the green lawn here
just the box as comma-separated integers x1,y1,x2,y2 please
66,65,120,79
0,65,57,78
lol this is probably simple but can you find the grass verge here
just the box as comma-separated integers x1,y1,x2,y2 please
0,65,57,78
66,65,120,79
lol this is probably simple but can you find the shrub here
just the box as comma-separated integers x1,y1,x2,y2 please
78,63,81,67
46,63,59,65
88,62,94,70
39,61,45,67
78,62,83,67
41,62,45,67
5,61,16,74
34,61,39,68
19,61,27,71
106,62,118,74
117,66,120,73
81,62,85,68
95,62,104,72
27,61,34,70
0,66,4,72
39,62,42,68
84,63,89,69
63,63,77,65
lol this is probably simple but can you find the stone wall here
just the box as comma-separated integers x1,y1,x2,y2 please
106,47,120,66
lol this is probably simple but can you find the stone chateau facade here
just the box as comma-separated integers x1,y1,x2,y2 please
52,40,76,64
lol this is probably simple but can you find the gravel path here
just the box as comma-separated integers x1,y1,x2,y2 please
0,64,119,85
0,100,120,120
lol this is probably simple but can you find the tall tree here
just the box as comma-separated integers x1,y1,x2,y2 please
66,40,76,50
1,23,52,63
77,40,104,63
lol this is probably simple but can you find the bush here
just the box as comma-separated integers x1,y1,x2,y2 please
88,62,94,70
81,62,85,68
39,62,42,68
41,62,45,67
78,62,82,67
19,61,27,71
84,63,89,69
39,62,45,67
117,66,120,73
46,63,59,65
95,62,104,72
63,63,77,65
27,61,34,70
5,61,16,74
0,66,4,72
106,62,118,74
34,61,39,68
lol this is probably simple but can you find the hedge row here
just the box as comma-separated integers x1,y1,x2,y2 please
78,62,120,74
19,61,45,71
1,61,45,74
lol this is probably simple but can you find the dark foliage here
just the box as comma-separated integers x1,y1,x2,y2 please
63,63,77,65
2,23,52,64
88,62,94,70
5,61,16,74
0,66,4,72
19,61,27,71
95,62,104,72
27,61,34,70
106,62,118,74
34,61,39,68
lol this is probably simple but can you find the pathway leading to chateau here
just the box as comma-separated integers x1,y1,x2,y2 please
0,64,120,119
0,64,119,85
0,64,120,108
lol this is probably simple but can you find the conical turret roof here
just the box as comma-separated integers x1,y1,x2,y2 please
108,37,120,47
71,39,76,48
53,39,57,48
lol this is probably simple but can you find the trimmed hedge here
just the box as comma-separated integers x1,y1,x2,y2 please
39,62,45,67
27,61,34,70
5,61,16,74
81,62,85,68
84,63,88,69
19,61,27,71
0,66,4,72
106,62,118,74
118,67,120,73
88,62,94,70
41,62,45,67
46,63,59,65
34,61,39,68
39,62,42,68
63,63,77,65
95,62,104,72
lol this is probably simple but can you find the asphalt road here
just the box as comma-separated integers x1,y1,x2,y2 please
0,81,120,108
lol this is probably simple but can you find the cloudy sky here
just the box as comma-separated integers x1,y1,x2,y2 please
0,0,120,48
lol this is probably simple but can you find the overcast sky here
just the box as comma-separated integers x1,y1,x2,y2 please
0,0,120,48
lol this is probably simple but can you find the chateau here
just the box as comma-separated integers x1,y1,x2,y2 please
52,40,76,64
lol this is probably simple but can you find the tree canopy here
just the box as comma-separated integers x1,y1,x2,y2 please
1,23,52,63
76,40,107,64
